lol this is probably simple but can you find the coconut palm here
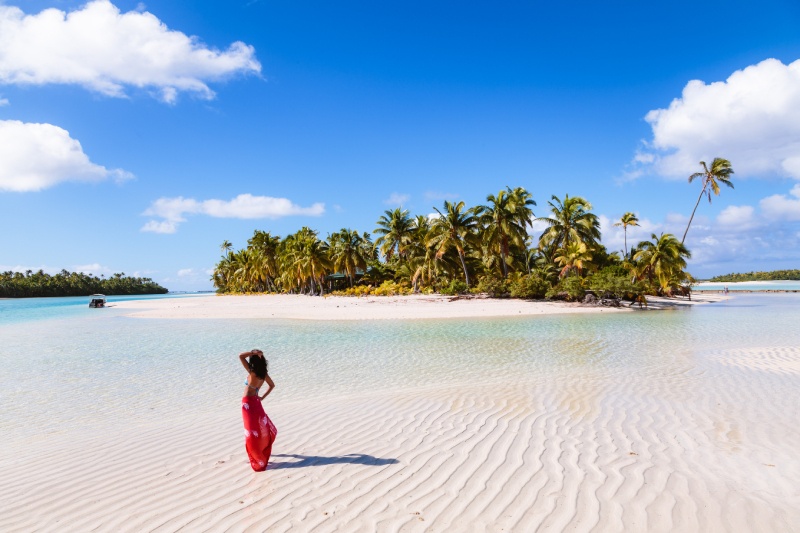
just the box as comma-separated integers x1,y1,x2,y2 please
554,242,592,278
220,240,233,254
374,208,414,261
328,229,372,287
538,195,601,253
478,187,536,278
682,158,734,244
633,233,691,294
614,212,639,258
427,201,480,286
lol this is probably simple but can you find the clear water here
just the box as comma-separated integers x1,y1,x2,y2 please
1,293,799,450
0,293,206,326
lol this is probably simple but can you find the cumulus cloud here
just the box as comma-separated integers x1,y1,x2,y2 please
597,185,800,275
632,58,800,179
0,119,133,192
0,96,8,106
73,263,113,276
141,193,325,233
384,192,410,206
0,1,261,103
760,184,800,221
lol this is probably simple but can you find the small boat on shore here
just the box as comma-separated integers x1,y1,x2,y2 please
89,294,106,308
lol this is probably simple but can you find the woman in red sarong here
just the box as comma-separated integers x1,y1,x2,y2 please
239,349,277,472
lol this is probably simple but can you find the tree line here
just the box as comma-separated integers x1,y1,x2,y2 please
0,270,168,298
709,270,800,282
214,158,734,303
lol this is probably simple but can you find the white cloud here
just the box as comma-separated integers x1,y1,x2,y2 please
424,191,460,203
716,205,757,229
0,1,260,103
633,58,800,179
384,192,410,206
760,184,800,221
73,263,112,276
141,193,325,233
599,185,800,276
177,268,195,277
0,96,8,106
0,119,133,192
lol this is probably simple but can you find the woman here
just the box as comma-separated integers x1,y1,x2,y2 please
239,349,277,472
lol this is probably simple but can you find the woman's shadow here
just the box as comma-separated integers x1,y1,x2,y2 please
270,453,398,470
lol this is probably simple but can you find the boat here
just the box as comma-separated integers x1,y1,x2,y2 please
89,294,107,308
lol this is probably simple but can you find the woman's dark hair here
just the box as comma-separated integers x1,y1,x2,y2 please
248,353,268,379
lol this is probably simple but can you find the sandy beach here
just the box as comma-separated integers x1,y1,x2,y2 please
111,292,725,320
1,292,797,532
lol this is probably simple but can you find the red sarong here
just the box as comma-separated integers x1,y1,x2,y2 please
241,396,277,471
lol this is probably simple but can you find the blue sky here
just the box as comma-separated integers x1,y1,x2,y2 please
1,0,799,290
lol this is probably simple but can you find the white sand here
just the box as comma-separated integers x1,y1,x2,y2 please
3,292,793,533
112,292,724,320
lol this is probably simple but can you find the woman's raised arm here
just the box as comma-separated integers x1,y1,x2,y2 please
239,351,254,373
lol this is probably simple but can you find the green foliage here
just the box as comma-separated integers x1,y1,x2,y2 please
0,270,168,298
509,273,550,299
546,276,585,301
373,280,413,296
476,275,510,297
439,279,468,295
709,269,800,282
588,267,637,299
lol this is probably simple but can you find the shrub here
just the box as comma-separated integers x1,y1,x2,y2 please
439,279,468,295
476,275,510,297
509,273,550,299
588,267,637,300
373,280,413,296
546,276,585,301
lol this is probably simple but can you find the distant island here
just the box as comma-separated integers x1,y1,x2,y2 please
0,270,168,298
709,269,800,282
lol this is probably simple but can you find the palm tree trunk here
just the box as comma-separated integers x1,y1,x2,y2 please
624,228,628,258
682,185,707,244
458,250,470,286
501,236,509,278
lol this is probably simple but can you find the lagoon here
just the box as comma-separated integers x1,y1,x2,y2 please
1,293,798,531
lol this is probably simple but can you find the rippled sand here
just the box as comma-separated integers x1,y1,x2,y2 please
1,294,797,532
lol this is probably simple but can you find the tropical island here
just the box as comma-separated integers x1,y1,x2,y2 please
709,269,800,282
214,175,725,305
0,269,168,298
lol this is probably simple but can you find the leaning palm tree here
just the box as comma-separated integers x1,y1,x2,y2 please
682,158,734,244
427,200,480,286
614,212,639,258
538,194,601,253
374,208,414,261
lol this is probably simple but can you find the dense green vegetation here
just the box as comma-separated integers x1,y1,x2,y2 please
214,186,698,304
709,270,800,282
0,270,168,298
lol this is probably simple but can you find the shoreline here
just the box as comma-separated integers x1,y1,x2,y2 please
113,292,726,320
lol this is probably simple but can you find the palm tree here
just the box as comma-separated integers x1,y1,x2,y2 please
633,233,691,294
328,229,372,287
374,208,414,261
220,240,233,254
427,200,480,286
478,187,536,278
682,158,734,244
538,194,601,252
554,242,592,278
614,212,639,258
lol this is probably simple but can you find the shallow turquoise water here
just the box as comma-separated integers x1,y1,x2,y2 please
1,293,798,449
0,293,205,326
